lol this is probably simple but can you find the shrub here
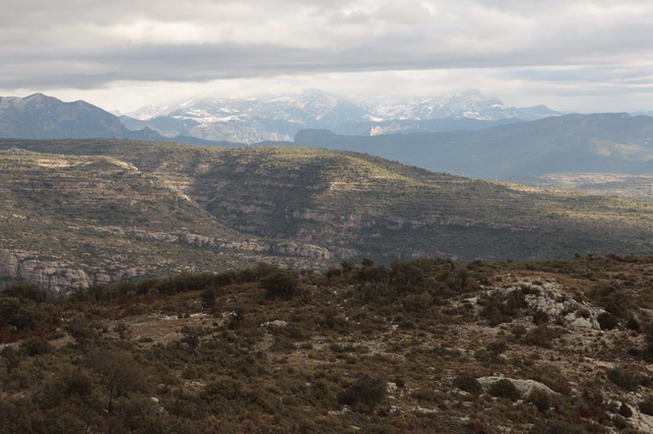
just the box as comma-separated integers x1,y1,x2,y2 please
21,337,52,356
338,375,387,411
645,323,653,356
618,403,633,418
453,375,482,394
597,312,618,330
200,286,217,309
523,325,557,348
479,290,527,326
486,341,508,361
607,366,650,391
532,310,549,325
0,297,45,331
180,326,203,349
626,316,641,332
640,397,653,416
612,415,628,430
526,389,551,412
113,322,131,340
85,348,152,399
488,379,520,401
1,284,48,303
65,320,102,347
261,271,300,298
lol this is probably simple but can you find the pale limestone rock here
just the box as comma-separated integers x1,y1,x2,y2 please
477,376,556,397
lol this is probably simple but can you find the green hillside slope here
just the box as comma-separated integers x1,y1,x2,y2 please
1,139,652,265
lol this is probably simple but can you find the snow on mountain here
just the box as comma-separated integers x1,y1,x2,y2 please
357,90,557,122
123,89,560,143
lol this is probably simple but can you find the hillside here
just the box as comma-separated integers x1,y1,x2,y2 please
1,139,653,270
293,113,653,178
507,173,653,203
0,148,329,290
2,256,653,432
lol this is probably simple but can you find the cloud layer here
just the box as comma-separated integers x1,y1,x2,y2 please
3,0,653,112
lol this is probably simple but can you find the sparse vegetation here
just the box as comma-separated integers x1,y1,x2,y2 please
1,256,653,432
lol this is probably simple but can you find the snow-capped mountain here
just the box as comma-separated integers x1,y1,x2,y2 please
122,89,560,143
358,90,557,122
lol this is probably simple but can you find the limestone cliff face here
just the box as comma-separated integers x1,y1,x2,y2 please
0,249,92,291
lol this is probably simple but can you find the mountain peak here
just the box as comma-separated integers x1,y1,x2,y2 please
23,92,58,103
0,93,168,141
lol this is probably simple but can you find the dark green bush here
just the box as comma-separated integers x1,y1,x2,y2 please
618,403,633,418
338,375,387,411
597,312,618,330
526,389,551,412
488,379,520,401
261,271,300,298
453,375,482,394
200,286,217,309
1,284,48,303
607,366,650,391
479,290,527,326
640,397,653,416
21,337,52,356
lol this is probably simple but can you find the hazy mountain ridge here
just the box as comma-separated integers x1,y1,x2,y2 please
123,89,558,143
0,94,240,148
294,113,653,178
0,93,155,140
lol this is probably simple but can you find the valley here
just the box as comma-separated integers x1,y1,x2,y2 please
1,138,653,291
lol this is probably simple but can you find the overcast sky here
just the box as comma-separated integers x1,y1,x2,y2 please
2,0,653,113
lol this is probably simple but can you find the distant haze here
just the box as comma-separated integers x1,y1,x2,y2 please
1,0,653,113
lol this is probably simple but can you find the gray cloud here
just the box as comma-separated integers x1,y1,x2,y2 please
1,0,653,111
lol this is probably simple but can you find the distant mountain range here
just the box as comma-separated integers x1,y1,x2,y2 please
121,89,560,143
3,92,653,181
293,113,653,178
0,93,236,147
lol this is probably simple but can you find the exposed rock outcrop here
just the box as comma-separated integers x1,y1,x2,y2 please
476,376,557,397
0,248,92,291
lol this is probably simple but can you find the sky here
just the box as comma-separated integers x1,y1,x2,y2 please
2,0,653,113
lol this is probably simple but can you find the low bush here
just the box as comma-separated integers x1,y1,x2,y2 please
597,312,618,330
453,375,482,394
338,375,387,411
607,366,650,391
527,389,552,412
489,379,520,401
262,271,300,298
639,397,653,416
20,337,52,356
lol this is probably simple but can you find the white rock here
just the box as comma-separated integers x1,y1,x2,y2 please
477,376,556,397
